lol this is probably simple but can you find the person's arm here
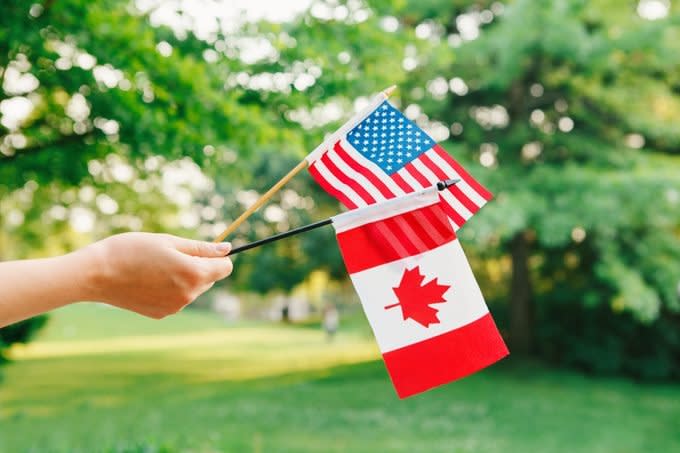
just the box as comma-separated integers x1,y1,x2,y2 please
0,233,233,327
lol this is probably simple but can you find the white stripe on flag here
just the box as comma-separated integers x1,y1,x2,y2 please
441,190,473,222
427,150,487,207
313,159,367,208
396,167,423,191
396,167,474,228
326,149,385,202
411,160,474,219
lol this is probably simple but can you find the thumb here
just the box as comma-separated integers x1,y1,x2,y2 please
173,237,231,258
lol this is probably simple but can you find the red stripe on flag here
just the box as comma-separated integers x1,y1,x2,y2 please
308,163,358,209
419,152,450,181
420,153,480,213
363,222,403,261
321,152,376,205
391,171,414,193
385,217,422,256
400,211,437,251
421,203,457,240
449,184,479,214
382,312,509,399
373,219,413,259
336,204,453,273
404,162,430,187
433,145,493,201
334,142,395,199
438,194,466,228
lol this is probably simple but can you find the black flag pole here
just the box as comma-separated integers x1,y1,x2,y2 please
228,218,333,255
227,179,461,256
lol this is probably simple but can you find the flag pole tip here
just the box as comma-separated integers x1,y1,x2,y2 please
436,178,461,190
383,85,397,97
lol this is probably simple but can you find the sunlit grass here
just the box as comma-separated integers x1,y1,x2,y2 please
1,304,679,452
3,304,379,417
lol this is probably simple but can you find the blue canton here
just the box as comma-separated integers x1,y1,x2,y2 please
346,101,435,175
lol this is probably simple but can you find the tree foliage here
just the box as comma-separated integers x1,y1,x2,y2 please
393,0,680,374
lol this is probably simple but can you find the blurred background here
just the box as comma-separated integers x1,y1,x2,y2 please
1,0,680,451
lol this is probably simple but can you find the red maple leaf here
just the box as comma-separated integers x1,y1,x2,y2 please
385,266,451,327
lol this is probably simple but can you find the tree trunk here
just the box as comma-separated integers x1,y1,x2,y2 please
509,231,533,355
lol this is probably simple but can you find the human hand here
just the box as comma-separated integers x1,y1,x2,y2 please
79,232,233,319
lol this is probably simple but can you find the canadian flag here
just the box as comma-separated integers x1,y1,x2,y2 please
331,188,508,398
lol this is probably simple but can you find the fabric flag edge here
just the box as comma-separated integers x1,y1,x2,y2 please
383,312,509,399
331,185,439,233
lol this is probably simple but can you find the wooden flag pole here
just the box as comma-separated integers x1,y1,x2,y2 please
213,159,308,242
213,85,397,243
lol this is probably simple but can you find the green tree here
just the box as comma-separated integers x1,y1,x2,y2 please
0,0,303,350
391,0,680,375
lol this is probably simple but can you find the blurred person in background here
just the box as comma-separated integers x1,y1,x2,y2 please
322,303,339,342
0,232,233,327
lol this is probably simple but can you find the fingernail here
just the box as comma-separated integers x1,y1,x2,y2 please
215,242,231,255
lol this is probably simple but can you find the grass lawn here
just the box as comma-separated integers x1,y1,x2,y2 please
1,304,679,453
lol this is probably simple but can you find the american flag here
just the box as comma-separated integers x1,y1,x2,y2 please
306,100,492,230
